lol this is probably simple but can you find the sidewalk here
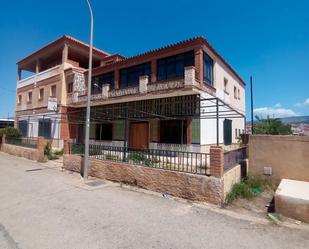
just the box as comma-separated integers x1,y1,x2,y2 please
0,152,308,249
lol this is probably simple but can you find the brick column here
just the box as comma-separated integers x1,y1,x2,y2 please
184,66,195,86
37,136,45,162
114,69,120,89
63,139,72,155
194,47,204,86
209,146,224,178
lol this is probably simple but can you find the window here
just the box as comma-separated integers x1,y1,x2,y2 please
18,120,28,137
224,78,229,94
120,63,151,88
160,120,187,144
238,89,240,100
50,85,56,97
38,119,52,138
235,128,238,139
39,88,44,100
27,92,32,103
67,83,73,94
92,72,115,93
157,51,194,81
203,52,214,85
234,86,237,99
18,95,22,105
95,123,113,140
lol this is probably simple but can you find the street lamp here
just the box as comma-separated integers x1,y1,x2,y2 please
83,0,94,179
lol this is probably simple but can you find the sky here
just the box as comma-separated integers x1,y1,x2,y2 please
0,0,308,119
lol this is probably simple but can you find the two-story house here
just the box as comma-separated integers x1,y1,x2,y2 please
15,36,245,152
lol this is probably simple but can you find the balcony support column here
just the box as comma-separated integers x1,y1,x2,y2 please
194,46,204,86
17,68,21,81
62,44,68,64
151,60,157,83
114,69,120,89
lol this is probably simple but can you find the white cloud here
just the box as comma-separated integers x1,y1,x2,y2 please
254,107,297,118
274,103,281,108
294,98,309,107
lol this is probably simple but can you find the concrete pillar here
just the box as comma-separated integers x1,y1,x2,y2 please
209,146,224,178
102,84,110,98
194,47,204,86
151,60,157,83
184,66,195,87
62,44,68,64
37,136,46,162
17,68,22,81
35,60,41,74
139,75,149,93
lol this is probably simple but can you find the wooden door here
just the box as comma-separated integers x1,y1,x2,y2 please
129,122,149,149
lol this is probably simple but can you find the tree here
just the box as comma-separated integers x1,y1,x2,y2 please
254,116,292,135
0,127,22,139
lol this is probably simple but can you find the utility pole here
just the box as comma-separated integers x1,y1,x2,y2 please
250,76,254,134
83,0,94,179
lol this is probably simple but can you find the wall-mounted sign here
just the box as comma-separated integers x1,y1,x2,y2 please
47,97,58,111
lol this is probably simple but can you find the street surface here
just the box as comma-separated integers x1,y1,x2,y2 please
0,152,308,249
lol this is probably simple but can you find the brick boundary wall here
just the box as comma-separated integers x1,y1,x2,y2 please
63,151,225,206
0,135,45,162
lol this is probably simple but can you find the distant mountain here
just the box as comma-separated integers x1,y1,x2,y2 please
279,116,309,124
247,116,309,125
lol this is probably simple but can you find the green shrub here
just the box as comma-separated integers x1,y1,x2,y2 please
71,144,84,154
105,154,118,160
128,152,147,163
225,183,254,203
245,176,270,190
0,127,22,139
44,142,52,156
54,149,64,156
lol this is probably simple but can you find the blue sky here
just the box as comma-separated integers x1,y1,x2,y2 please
0,0,308,119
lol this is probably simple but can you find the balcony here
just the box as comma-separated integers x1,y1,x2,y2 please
17,65,61,89
67,66,200,105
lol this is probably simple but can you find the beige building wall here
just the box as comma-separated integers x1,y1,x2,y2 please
249,135,309,185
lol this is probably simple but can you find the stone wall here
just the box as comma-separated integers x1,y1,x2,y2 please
223,164,241,198
0,135,45,162
63,155,224,205
249,135,309,185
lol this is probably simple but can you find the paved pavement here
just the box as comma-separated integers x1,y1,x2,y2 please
0,152,308,249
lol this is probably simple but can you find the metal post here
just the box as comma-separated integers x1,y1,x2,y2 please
83,0,94,179
123,106,128,162
250,76,254,134
181,119,184,146
216,98,219,146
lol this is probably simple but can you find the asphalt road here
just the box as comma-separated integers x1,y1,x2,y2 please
0,152,308,249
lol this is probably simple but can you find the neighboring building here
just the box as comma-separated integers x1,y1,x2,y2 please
16,36,109,143
291,123,309,136
0,119,14,128
15,35,245,151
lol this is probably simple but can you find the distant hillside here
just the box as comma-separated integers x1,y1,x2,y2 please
247,116,309,125
279,116,309,124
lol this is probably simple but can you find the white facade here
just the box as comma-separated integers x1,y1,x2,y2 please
18,112,61,139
